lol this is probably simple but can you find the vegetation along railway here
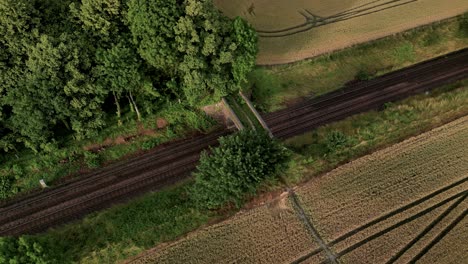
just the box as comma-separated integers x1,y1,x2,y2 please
1,48,467,236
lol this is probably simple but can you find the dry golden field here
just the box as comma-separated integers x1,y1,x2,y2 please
128,193,320,264
295,116,468,263
214,0,468,64
416,217,468,264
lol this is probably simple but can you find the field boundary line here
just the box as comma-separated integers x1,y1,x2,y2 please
288,189,339,264
385,193,467,263
408,208,468,263
291,248,323,264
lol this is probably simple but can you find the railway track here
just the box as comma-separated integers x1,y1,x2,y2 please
1,48,467,236
265,48,468,138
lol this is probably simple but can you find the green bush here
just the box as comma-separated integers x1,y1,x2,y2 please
161,104,215,132
141,138,162,150
0,175,14,199
0,236,54,264
325,131,350,153
458,14,468,37
249,69,282,111
191,130,290,209
422,31,442,46
83,151,100,169
355,69,373,81
393,42,415,63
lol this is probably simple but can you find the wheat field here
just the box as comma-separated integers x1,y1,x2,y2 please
295,116,468,263
214,0,468,65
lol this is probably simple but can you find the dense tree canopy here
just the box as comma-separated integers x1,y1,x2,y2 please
0,0,257,153
127,0,257,105
191,130,290,209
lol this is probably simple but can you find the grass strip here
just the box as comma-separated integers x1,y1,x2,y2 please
16,182,221,264
283,80,468,185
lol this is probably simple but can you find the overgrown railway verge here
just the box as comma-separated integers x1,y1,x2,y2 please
1,49,467,236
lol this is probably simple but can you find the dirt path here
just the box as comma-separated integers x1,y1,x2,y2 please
289,189,338,264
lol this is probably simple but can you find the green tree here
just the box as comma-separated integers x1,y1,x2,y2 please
0,0,39,56
4,33,107,151
191,130,290,209
175,0,257,105
94,39,158,123
127,0,183,72
0,236,54,264
127,0,257,105
70,0,125,39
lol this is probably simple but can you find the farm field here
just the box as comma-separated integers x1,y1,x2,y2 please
128,193,321,264
416,216,468,264
214,0,468,65
294,116,468,263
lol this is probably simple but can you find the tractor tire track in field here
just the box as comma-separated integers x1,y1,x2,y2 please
333,192,467,259
408,208,468,264
0,49,467,236
292,177,468,263
288,188,339,264
385,194,467,263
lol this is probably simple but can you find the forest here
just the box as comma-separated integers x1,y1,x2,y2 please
0,0,257,154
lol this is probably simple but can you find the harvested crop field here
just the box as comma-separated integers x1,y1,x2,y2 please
416,216,468,264
214,0,468,64
294,116,468,263
128,193,321,264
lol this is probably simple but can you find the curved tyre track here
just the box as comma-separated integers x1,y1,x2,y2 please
1,49,467,236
